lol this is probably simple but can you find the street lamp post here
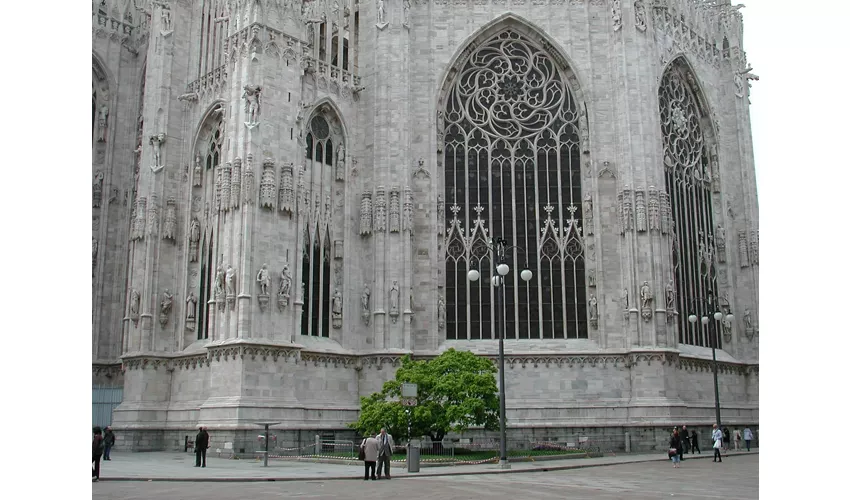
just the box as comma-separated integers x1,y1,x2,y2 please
687,298,733,429
468,237,532,470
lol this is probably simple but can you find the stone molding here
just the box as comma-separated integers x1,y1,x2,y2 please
93,363,123,378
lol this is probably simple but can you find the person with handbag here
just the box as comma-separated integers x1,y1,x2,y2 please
668,429,683,468
360,434,380,480
712,424,723,463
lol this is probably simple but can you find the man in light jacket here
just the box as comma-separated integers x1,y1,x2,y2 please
711,424,723,463
376,428,395,479
743,427,754,451
361,434,380,480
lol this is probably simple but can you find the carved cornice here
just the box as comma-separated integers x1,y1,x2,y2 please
121,356,171,371
359,355,404,370
501,354,630,369
300,352,359,368
173,355,210,370
92,363,123,378
678,356,754,376
206,344,300,363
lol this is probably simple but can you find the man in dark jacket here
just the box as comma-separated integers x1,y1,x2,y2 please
92,427,104,481
690,429,700,454
681,425,690,459
195,426,210,467
103,426,115,460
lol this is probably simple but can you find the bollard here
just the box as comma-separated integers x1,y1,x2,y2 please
624,432,631,453
408,439,421,473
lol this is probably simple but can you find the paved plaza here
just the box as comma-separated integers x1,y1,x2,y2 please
93,452,758,499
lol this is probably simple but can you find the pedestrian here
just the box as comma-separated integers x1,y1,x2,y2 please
722,427,731,453
712,424,723,463
195,426,210,467
690,429,700,454
733,428,742,451
92,427,104,482
669,429,683,468
376,427,395,479
743,427,753,451
681,425,690,458
360,433,380,480
103,426,115,461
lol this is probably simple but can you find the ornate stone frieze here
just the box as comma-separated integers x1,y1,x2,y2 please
635,190,647,232
297,165,309,219
503,354,629,370
618,188,634,234
660,192,672,234
648,187,660,231
750,229,758,265
221,162,232,211
360,192,373,236
121,357,170,371
92,363,123,379
738,230,750,268
173,355,209,370
130,197,145,241
279,163,294,213
678,356,750,376
374,186,387,232
634,0,647,32
300,352,359,368
359,355,403,371
230,157,242,209
214,165,222,210
162,198,177,241
389,187,401,233
208,344,300,363
147,196,159,237
583,194,593,236
260,158,276,210
243,155,255,205
403,186,414,234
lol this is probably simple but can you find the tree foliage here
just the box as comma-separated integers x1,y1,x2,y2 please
349,349,500,442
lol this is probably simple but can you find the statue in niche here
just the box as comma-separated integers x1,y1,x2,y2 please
193,154,202,186
578,111,590,153
437,294,446,330
93,171,104,208
186,291,197,322
188,217,200,262
743,308,753,330
361,284,371,324
150,133,165,167
214,265,225,297
389,281,400,316
403,0,411,28
279,265,292,298
640,281,652,309
243,85,262,125
161,5,172,32
665,280,675,310
376,0,386,25
588,294,598,321
92,238,98,268
256,263,271,295
160,289,173,325
97,104,109,142
129,289,140,320
622,288,629,310
225,266,236,295
335,144,345,181
332,289,343,317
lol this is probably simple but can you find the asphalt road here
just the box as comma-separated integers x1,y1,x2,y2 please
93,454,758,499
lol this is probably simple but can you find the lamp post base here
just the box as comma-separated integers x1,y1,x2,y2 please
497,459,511,469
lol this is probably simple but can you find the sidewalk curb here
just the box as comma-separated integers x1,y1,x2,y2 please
98,451,758,482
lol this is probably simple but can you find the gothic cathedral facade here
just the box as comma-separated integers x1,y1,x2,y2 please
93,0,758,451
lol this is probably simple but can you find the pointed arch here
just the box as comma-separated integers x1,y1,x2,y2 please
658,56,721,349
440,21,589,341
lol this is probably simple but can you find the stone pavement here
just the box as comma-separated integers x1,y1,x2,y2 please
93,454,759,500
95,448,758,482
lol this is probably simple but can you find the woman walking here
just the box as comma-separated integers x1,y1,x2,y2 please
712,424,723,463
733,429,742,451
669,429,683,468
92,427,104,481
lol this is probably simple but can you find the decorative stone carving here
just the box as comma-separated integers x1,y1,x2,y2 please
660,192,672,234
709,145,721,193
358,192,373,236
389,187,401,233
193,154,202,187
188,217,200,262
147,196,159,237
361,284,371,325
159,289,173,326
722,315,733,342
639,281,652,322
437,293,446,330
715,225,726,263
149,133,165,168
588,293,598,329
437,195,445,236
278,265,292,310
335,144,345,181
92,238,98,270
612,0,622,31
279,163,294,213
97,104,109,142
583,194,593,236
332,289,343,329
185,291,197,331
297,165,309,218
403,186,414,234
214,165,222,210
389,280,400,323
738,230,750,268
214,264,225,310
129,289,140,323
621,188,634,233
376,0,386,26
93,171,104,208
243,84,261,127
578,109,590,154
403,0,410,29
162,199,177,241
622,287,630,321
375,186,387,232
750,230,759,265
665,280,676,322
413,158,431,179
256,263,271,296
260,158,276,209
221,162,232,211
230,157,241,209
634,0,647,32
244,154,255,205
225,265,236,310
743,308,754,339
635,190,647,232
648,187,660,231
587,268,596,287
132,197,147,241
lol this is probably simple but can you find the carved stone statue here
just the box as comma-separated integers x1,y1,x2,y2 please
744,308,753,330
578,112,589,153
186,291,197,322
92,238,98,269
403,0,410,28
332,289,343,317
93,171,104,208
150,133,165,167
622,288,629,310
376,0,386,25
335,144,345,181
361,284,371,324
129,289,140,320
214,265,225,297
97,104,109,142
161,5,172,32
640,281,652,309
225,265,236,295
193,154,202,186
389,280,400,316
256,263,271,295
665,280,675,310
188,217,200,262
588,294,598,321
243,85,262,124
279,265,292,297
159,289,173,325
437,294,446,330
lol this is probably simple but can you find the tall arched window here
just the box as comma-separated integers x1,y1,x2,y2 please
196,120,224,340
659,60,720,348
443,30,587,340
301,115,337,337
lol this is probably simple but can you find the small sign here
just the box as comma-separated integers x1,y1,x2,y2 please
401,383,418,398
224,442,233,449
400,398,418,407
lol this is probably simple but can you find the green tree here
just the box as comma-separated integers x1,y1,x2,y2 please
349,349,500,443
